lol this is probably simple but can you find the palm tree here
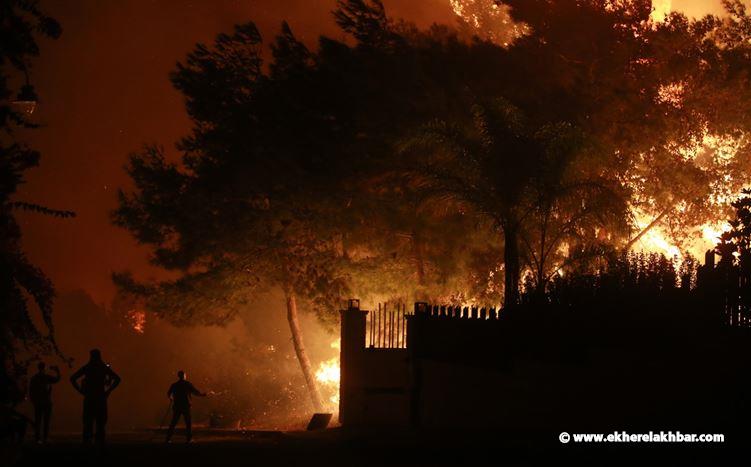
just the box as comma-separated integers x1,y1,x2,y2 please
400,98,627,306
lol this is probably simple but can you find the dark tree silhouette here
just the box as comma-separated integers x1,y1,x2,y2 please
400,99,628,306
395,0,751,303
114,1,751,349
113,21,358,411
112,2,522,413
111,2,751,427
0,0,71,403
716,189,751,263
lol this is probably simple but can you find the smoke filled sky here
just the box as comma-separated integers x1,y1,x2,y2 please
16,0,733,304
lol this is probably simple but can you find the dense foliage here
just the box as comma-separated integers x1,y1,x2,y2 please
1,0,71,403
114,0,751,407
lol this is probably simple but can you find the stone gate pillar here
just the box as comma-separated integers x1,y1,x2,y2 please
339,298,367,425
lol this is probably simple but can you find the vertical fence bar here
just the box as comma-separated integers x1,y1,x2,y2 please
380,303,383,348
374,306,378,345
386,306,389,348
389,310,396,348
397,307,401,348
386,306,389,347
386,305,390,348
396,308,399,347
382,304,385,347
395,308,398,348
386,307,389,348
385,306,388,347
400,304,404,348
380,304,384,347
377,303,381,347
391,309,394,348
394,309,397,347
366,303,414,348
383,306,391,349
403,304,407,348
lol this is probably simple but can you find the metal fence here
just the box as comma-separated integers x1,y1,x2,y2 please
413,302,501,320
366,303,410,349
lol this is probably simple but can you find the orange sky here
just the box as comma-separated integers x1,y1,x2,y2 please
16,0,731,304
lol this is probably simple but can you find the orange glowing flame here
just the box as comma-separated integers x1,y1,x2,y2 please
630,130,744,259
448,0,524,46
630,210,729,259
315,339,340,412
449,0,499,29
651,0,672,22
127,309,146,334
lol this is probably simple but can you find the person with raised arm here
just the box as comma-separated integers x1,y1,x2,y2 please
28,361,60,443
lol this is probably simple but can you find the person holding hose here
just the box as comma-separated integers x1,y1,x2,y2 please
165,370,206,443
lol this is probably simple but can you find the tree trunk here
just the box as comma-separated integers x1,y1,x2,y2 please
504,225,521,309
284,289,323,412
625,207,672,251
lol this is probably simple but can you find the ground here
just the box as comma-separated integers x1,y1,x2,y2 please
4,428,744,466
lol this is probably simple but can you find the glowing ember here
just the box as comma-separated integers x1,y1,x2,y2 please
315,339,340,412
127,309,146,334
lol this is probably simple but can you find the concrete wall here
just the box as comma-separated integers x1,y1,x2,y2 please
340,304,751,430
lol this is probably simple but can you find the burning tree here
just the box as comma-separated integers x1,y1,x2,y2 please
112,23,356,411
493,0,751,291
400,99,629,306
114,0,751,415
112,2,503,409
468,2,751,261
449,0,524,46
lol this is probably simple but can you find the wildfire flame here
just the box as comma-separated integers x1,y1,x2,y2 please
315,339,340,412
631,211,729,259
651,0,672,22
127,309,146,334
631,130,745,259
449,0,499,29
448,0,525,46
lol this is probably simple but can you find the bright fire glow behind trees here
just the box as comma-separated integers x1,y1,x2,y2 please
651,0,672,22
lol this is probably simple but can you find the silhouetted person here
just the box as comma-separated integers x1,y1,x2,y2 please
28,362,60,443
70,349,121,445
165,371,206,443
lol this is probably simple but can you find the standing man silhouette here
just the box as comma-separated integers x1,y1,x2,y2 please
28,362,60,443
70,349,121,445
165,370,206,443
